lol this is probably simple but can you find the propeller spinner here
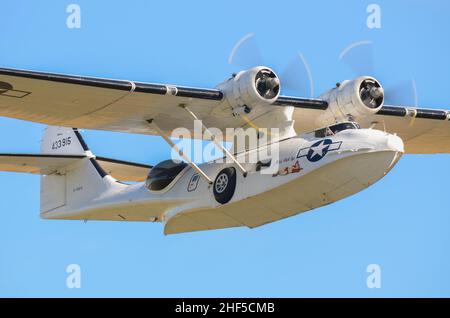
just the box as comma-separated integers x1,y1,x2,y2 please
255,69,280,99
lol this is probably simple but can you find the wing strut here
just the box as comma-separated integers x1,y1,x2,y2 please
146,119,213,185
182,105,248,177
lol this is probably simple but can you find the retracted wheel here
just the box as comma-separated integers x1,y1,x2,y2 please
213,168,236,204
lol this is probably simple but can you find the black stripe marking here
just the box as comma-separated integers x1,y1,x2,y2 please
174,86,224,100
378,105,449,120
133,83,223,100
274,96,328,110
376,106,407,117
0,67,132,91
415,109,448,120
90,158,107,178
133,82,168,95
72,128,90,151
0,67,224,101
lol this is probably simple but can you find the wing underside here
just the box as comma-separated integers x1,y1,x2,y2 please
293,107,450,154
1,67,449,154
0,67,320,139
362,108,450,154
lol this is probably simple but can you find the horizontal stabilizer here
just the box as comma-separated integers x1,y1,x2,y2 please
96,157,151,182
0,154,151,182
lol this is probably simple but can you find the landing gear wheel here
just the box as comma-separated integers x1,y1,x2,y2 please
213,168,236,204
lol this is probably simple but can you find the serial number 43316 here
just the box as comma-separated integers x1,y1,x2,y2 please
52,137,72,150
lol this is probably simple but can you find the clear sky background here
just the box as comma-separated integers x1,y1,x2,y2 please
1,0,450,297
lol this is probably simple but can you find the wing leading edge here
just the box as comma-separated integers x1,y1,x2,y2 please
0,67,322,138
1,67,449,154
367,105,450,154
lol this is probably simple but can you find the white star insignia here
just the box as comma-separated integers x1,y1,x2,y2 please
309,140,328,158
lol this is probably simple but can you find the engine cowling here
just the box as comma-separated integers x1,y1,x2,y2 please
216,66,281,114
317,76,384,125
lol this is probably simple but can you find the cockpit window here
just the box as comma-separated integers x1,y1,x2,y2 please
314,122,359,138
145,160,187,191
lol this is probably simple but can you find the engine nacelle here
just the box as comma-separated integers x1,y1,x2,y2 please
216,66,281,114
317,76,384,125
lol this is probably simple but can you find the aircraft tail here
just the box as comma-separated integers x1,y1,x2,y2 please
39,126,118,218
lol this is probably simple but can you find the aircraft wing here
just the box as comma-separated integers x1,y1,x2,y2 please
289,105,450,154
0,67,322,139
1,67,449,154
0,154,151,182
360,105,450,154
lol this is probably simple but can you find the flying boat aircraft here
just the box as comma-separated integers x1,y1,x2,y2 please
0,65,448,234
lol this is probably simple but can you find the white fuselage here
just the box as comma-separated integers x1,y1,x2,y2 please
42,128,404,234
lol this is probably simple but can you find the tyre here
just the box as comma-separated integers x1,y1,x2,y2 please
213,167,236,204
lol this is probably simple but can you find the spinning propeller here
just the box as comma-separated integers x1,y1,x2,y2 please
228,33,314,98
339,40,418,107
228,35,418,107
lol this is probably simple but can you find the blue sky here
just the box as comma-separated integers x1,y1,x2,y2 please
1,0,450,297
